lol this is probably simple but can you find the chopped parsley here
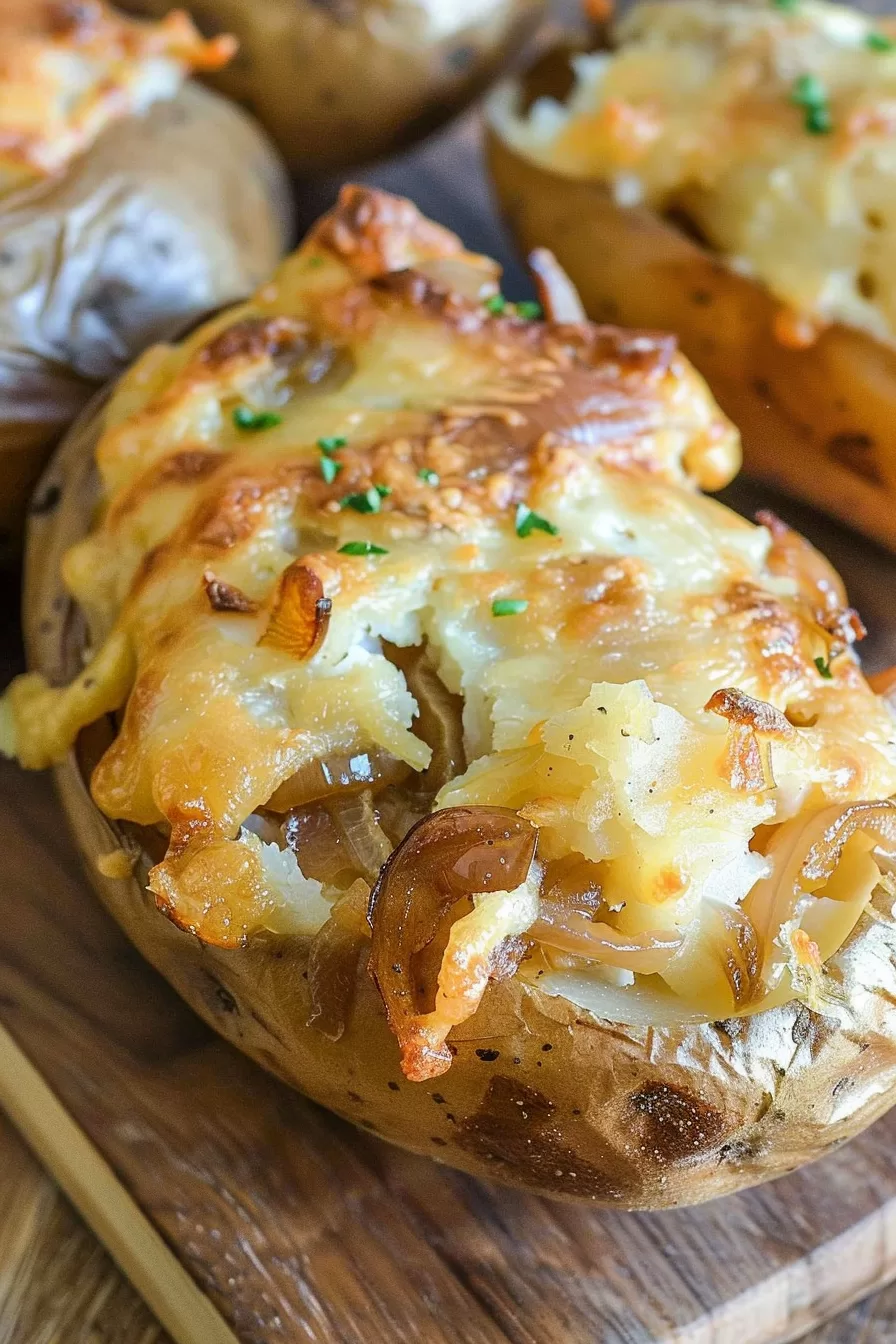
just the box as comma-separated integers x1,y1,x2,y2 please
375,483,392,498
515,300,543,320
320,455,342,485
417,467,440,486
867,31,895,52
341,488,383,514
791,74,833,134
485,294,507,315
773,0,799,10
814,655,834,680
515,502,559,538
805,103,833,134
492,598,528,617
232,406,282,432
317,435,347,454
338,541,389,557
306,255,325,269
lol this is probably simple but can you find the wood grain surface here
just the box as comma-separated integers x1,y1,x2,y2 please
6,1,896,1334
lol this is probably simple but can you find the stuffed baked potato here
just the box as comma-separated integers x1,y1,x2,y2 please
117,0,546,173
9,186,896,1208
0,0,292,553
487,0,896,551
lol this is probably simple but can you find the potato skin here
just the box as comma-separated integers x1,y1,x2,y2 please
23,395,896,1209
118,0,545,172
487,127,896,552
0,82,292,557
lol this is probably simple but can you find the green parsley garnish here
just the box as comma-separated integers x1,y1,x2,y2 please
805,103,833,134
515,300,543,320
791,73,826,107
317,435,347,455
791,74,833,133
417,467,440,486
341,488,383,514
232,406,282,432
492,598,528,617
485,294,507,315
867,31,895,52
320,456,342,485
375,483,392,498
773,0,799,10
515,502,559,539
306,256,324,269
814,655,834,680
338,541,389,557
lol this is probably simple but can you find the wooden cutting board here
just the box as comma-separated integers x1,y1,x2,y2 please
6,85,896,1344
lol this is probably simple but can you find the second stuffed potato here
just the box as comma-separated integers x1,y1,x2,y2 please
487,0,896,550
118,0,547,172
0,0,292,553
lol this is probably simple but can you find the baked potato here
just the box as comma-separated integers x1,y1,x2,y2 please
487,0,896,551
9,185,896,1209
117,0,547,173
0,0,292,555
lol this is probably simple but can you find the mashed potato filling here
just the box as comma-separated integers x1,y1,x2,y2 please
491,0,896,346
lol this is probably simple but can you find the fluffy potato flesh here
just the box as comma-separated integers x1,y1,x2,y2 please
117,0,546,172
14,186,896,1205
487,0,896,549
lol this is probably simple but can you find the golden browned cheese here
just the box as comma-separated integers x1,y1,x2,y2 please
0,0,234,188
6,187,896,1046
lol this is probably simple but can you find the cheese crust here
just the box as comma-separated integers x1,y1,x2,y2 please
0,0,234,190
491,0,896,348
7,186,896,1041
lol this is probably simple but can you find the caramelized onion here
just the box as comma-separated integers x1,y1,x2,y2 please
528,247,586,324
368,806,537,1081
758,510,865,645
530,906,682,975
268,748,410,812
384,641,466,799
259,562,331,660
307,880,370,1042
744,801,896,981
329,791,392,883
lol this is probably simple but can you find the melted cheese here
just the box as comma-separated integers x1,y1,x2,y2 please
6,187,896,1025
491,0,896,346
0,0,234,190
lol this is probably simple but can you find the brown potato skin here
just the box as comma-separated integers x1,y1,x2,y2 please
487,127,896,552
25,394,896,1210
118,0,545,172
0,83,292,558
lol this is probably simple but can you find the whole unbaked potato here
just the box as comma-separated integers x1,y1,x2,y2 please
487,0,896,551
11,186,896,1209
117,0,546,172
0,2,292,554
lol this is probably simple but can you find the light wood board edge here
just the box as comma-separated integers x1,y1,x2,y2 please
0,1020,238,1344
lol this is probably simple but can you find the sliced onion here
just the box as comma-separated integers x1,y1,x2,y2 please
743,801,896,980
384,641,466,800
268,748,411,812
329,791,392,883
368,806,537,1081
306,880,370,1042
530,906,682,974
259,562,331,661
527,247,586,324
